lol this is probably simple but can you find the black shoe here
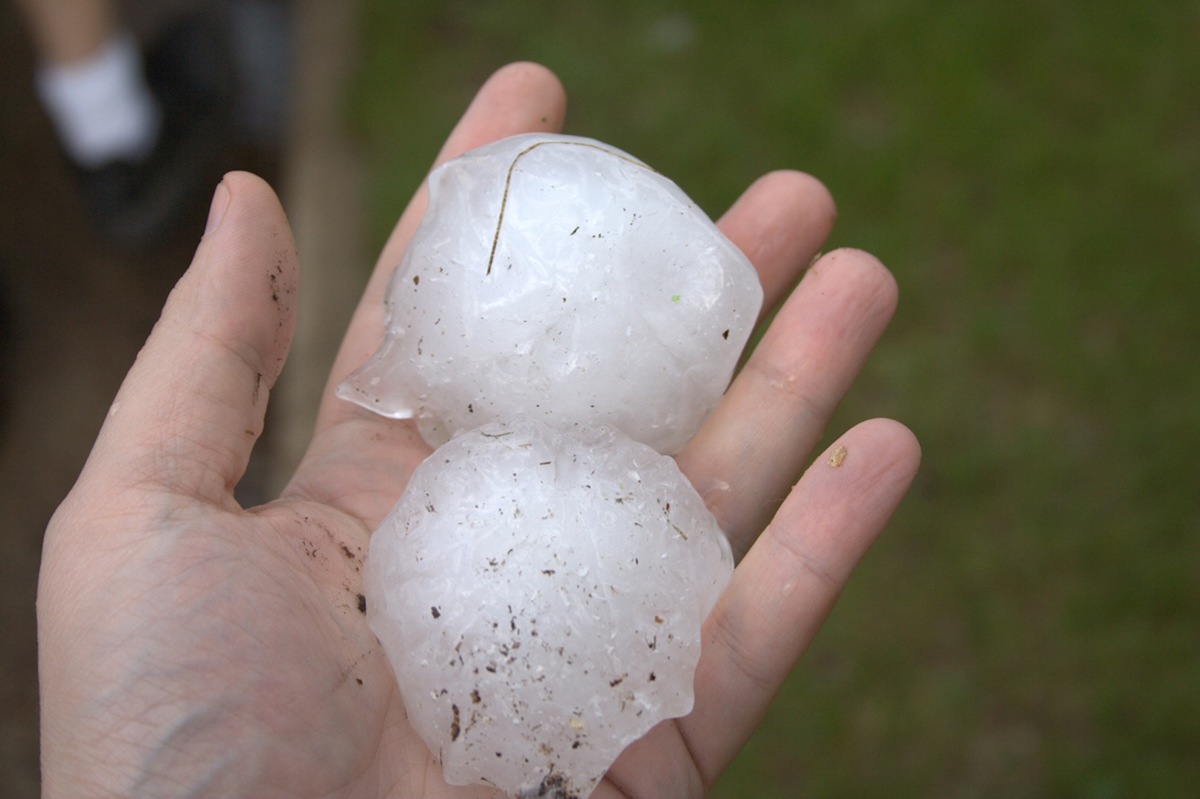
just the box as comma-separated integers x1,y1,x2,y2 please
74,12,234,249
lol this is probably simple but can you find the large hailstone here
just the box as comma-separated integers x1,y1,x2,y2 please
366,417,733,798
337,133,763,454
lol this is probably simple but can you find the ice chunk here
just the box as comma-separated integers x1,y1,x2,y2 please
337,133,763,454
365,417,733,797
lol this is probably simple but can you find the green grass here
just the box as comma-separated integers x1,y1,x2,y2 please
348,1,1200,795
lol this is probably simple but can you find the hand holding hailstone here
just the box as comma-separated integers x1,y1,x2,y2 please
36,64,920,799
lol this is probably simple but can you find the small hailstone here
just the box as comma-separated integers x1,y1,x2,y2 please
337,133,763,454
365,417,733,798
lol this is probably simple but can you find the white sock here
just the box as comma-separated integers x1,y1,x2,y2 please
35,31,162,168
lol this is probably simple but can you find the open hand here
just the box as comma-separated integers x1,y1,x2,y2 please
38,63,920,798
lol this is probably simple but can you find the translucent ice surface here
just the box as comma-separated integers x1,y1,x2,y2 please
365,417,733,798
337,133,763,454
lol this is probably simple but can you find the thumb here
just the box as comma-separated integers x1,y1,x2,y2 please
80,172,298,509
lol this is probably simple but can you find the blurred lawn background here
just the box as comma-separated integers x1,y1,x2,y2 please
345,1,1198,796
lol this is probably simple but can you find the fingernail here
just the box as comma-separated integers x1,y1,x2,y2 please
204,179,230,236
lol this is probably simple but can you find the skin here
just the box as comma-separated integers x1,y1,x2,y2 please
15,0,117,64
38,63,921,798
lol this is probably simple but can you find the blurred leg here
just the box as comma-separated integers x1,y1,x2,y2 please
16,0,161,170
13,0,117,64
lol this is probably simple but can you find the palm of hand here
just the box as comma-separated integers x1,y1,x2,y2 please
37,64,919,799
